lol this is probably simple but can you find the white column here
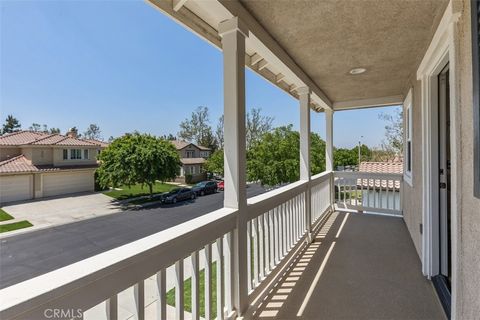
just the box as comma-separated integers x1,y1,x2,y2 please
298,87,312,239
219,16,249,317
325,109,334,209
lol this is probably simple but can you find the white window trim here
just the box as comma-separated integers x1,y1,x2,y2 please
403,89,413,187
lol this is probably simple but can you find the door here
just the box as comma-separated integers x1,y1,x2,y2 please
433,64,452,318
43,171,94,197
0,175,33,204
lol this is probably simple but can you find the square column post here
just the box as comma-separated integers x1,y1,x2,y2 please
325,109,335,210
298,87,312,241
219,17,249,317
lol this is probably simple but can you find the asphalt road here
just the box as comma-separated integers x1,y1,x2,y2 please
0,184,265,289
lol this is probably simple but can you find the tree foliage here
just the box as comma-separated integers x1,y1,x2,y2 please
83,124,102,140
2,115,21,134
204,149,224,175
178,106,213,146
246,108,274,149
97,133,180,195
379,108,403,154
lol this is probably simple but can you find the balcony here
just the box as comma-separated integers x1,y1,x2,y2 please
0,171,444,320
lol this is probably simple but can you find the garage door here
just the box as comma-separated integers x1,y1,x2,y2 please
0,175,33,204
43,171,94,197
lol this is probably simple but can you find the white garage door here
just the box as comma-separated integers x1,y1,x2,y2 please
43,171,94,197
0,175,33,204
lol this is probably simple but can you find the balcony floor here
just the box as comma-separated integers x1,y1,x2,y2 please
252,212,446,320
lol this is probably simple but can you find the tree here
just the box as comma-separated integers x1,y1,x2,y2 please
379,108,403,155
311,133,326,174
215,115,224,149
178,106,211,144
198,127,218,152
161,133,176,140
204,149,224,175
334,148,357,167
29,123,41,132
97,133,180,196
247,125,300,186
84,124,102,140
2,115,21,134
246,108,274,149
49,128,60,134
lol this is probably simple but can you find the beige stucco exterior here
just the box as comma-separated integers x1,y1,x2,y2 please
0,147,21,161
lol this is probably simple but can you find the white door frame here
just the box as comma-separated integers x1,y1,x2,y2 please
417,1,460,317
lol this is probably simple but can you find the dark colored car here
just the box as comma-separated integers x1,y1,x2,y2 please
191,181,218,196
162,188,196,204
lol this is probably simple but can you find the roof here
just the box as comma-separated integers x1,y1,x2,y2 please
180,158,206,165
357,161,403,190
170,140,211,151
0,155,37,173
0,131,107,147
0,155,98,174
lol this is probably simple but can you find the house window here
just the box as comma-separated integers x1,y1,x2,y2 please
404,89,413,186
63,149,68,160
84,149,89,160
186,150,195,158
70,149,82,160
472,0,480,198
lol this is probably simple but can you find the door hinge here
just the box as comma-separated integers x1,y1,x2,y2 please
420,223,423,234
440,182,447,189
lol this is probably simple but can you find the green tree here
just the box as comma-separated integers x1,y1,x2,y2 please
97,133,180,196
247,125,300,186
246,108,274,149
29,123,41,132
204,149,224,175
84,124,102,140
1,115,21,134
49,127,61,134
311,133,326,174
334,148,356,167
178,106,211,144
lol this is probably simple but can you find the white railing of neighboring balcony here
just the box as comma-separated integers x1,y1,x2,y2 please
0,172,334,320
334,171,403,216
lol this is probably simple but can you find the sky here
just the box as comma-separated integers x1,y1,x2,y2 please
0,0,400,149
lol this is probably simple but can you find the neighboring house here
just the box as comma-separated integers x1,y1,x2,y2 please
0,130,107,204
170,140,211,177
357,161,403,210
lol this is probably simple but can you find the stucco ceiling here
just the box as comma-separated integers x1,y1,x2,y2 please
239,0,449,103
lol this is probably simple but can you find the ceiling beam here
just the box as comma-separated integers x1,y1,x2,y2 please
333,95,404,111
172,0,189,12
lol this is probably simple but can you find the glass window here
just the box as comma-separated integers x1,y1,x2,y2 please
70,149,82,160
84,149,89,160
63,149,68,160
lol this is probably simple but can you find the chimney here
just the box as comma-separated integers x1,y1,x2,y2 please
67,128,78,138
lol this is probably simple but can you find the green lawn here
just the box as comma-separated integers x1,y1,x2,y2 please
0,208,14,222
166,262,218,319
103,182,177,200
0,221,33,233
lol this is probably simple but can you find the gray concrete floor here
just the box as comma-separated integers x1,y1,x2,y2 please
252,212,446,320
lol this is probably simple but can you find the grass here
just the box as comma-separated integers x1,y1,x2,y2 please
103,182,177,200
0,220,33,233
166,262,218,319
0,208,14,222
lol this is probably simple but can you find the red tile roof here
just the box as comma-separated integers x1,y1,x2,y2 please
0,155,37,173
357,161,403,190
0,131,106,147
170,140,210,151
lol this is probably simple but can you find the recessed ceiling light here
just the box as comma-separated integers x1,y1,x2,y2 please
349,68,367,75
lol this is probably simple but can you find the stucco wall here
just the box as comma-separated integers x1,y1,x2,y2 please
452,0,480,318
52,147,99,166
29,148,53,165
0,147,21,161
402,78,424,259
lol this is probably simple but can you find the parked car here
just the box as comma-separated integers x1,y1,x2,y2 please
192,181,217,196
162,188,196,204
217,180,224,191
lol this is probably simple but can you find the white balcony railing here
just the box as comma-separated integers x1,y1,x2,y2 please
334,171,403,216
0,170,402,320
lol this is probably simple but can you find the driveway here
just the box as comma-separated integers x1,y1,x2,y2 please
0,184,265,289
1,192,122,236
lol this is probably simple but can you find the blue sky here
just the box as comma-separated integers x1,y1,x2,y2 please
0,0,400,149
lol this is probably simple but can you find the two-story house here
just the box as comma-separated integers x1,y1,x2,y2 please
170,140,211,177
0,130,107,204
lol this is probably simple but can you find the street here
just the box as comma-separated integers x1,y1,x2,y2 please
0,184,265,289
